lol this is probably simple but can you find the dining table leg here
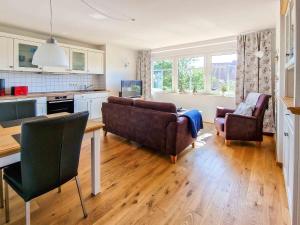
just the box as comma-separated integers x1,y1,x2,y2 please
0,169,3,208
91,129,101,196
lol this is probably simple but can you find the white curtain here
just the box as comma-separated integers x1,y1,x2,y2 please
137,50,151,99
236,30,275,133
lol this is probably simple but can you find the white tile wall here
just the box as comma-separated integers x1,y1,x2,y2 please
0,71,105,93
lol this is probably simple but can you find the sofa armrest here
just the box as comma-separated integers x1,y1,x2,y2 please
166,117,194,156
216,107,235,118
224,113,257,140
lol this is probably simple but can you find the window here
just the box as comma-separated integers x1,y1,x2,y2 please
178,57,205,93
152,60,173,91
151,48,237,97
211,54,237,95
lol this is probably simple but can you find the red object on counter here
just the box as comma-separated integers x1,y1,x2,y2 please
11,86,28,96
0,89,5,96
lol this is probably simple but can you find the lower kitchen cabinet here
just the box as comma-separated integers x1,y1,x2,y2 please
281,103,296,217
35,97,47,116
74,92,108,120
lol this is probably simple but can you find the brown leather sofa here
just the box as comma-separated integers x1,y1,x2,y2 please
102,97,195,163
214,94,271,146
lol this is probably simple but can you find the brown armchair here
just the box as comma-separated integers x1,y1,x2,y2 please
214,94,271,145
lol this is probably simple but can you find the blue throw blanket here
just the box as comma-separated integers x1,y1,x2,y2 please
180,110,203,138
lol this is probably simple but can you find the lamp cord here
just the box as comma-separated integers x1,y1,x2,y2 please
50,0,53,37
81,0,135,22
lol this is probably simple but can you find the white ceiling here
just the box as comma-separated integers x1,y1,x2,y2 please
0,0,278,50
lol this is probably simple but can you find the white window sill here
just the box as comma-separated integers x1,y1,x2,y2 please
152,90,235,98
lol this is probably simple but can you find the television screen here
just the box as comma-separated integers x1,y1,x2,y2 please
121,80,142,98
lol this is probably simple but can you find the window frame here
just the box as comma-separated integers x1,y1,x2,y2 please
151,50,237,97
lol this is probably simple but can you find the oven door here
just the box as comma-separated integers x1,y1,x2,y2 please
47,99,74,115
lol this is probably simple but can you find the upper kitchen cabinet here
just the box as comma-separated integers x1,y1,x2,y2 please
70,48,87,73
0,32,105,74
43,46,70,73
87,51,104,74
14,39,42,72
0,36,14,70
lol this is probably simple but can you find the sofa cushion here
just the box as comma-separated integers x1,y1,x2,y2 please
215,117,225,132
134,100,177,113
107,96,134,106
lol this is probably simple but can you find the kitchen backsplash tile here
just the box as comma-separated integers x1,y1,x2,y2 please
0,71,105,93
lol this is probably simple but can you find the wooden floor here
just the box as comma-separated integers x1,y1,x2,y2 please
0,124,290,225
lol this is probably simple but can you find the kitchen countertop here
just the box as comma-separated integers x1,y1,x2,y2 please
0,90,110,100
281,96,294,108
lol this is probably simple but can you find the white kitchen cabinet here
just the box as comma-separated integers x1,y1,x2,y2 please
42,47,71,73
0,32,105,74
70,48,87,73
74,92,108,120
282,105,296,213
0,36,14,70
35,97,47,116
74,98,89,113
14,39,42,72
87,51,104,74
90,98,104,119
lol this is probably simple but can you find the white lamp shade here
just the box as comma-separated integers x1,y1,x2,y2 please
32,42,68,67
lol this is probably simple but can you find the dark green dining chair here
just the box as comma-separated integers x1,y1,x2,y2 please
0,100,37,210
3,111,89,225
0,100,36,122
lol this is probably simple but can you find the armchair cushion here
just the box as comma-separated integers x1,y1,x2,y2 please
233,102,254,116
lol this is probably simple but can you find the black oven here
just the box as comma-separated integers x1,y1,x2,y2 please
47,95,74,115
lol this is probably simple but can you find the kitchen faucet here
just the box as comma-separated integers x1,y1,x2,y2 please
84,84,93,90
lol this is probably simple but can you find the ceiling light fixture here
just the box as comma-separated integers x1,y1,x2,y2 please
32,0,68,67
81,0,135,22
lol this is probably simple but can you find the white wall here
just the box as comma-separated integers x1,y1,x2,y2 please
152,92,235,123
105,44,138,95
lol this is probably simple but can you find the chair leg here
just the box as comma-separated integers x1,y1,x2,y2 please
170,155,177,164
75,176,88,218
4,181,9,223
104,130,108,137
256,141,262,147
25,201,30,225
0,169,3,208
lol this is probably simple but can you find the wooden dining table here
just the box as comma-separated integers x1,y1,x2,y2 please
0,112,104,196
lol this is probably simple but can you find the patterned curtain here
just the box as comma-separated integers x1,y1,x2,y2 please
236,30,275,133
137,50,151,99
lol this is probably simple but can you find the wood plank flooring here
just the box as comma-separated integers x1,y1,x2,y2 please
0,124,290,225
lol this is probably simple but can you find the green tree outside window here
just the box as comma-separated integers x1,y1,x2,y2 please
152,60,173,91
178,57,204,93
